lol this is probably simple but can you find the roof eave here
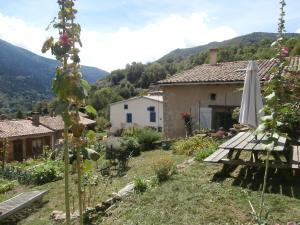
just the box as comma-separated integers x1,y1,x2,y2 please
158,81,245,86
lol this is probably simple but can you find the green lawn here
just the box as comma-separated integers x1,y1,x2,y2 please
0,150,185,225
102,163,300,225
1,151,300,225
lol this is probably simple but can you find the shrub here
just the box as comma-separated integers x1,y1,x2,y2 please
172,136,219,157
0,160,63,185
103,137,131,175
120,136,140,156
194,146,216,162
153,155,173,182
122,126,162,150
0,179,17,194
30,160,64,185
96,116,109,131
134,177,148,193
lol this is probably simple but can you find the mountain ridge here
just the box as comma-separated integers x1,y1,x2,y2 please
0,38,108,116
159,32,300,62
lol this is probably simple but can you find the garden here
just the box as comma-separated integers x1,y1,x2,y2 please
1,0,300,225
1,125,300,225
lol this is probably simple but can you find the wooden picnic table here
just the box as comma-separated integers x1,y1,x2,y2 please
204,131,300,169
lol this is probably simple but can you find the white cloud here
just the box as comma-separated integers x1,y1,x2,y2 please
0,12,236,72
296,28,300,33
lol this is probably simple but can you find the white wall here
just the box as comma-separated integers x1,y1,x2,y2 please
110,97,163,132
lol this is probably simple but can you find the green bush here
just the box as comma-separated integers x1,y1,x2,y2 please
0,160,63,185
30,160,64,185
120,136,140,156
194,146,216,162
0,179,17,194
153,156,173,182
123,126,162,150
134,177,148,193
96,116,109,131
172,135,219,157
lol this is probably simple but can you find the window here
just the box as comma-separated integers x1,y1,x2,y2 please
147,106,155,111
210,93,216,101
126,113,132,123
150,111,156,122
32,139,42,149
124,104,128,109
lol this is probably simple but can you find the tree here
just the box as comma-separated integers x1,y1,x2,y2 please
16,110,23,119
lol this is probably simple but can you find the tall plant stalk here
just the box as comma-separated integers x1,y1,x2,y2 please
42,0,95,224
257,0,288,222
64,126,71,224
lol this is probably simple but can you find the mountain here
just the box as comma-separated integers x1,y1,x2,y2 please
0,39,108,116
159,32,300,62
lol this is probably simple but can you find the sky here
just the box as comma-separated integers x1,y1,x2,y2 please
0,0,300,72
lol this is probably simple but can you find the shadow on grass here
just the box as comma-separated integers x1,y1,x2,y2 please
0,200,48,225
212,166,300,199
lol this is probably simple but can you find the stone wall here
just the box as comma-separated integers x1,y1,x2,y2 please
162,83,243,138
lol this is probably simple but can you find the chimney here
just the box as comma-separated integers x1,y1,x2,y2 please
49,108,54,117
209,48,218,65
32,112,40,126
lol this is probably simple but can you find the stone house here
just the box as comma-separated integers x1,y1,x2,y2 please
0,117,54,161
0,113,96,161
38,114,96,145
158,49,300,138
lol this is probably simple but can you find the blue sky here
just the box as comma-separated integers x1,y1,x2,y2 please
0,0,300,71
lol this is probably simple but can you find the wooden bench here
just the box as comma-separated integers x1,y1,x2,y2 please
204,148,230,163
0,190,48,221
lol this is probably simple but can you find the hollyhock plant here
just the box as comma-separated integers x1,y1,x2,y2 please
59,33,69,45
281,46,289,56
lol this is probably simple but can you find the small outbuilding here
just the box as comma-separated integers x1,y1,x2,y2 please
110,94,163,132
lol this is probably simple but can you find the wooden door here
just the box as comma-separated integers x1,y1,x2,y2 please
13,140,23,161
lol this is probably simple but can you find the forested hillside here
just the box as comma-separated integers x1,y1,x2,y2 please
0,39,108,116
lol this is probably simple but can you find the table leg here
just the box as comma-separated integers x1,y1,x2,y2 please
250,151,259,163
234,150,242,160
272,152,282,163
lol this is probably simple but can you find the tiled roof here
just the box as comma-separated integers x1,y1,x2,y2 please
0,119,54,139
144,95,163,102
158,57,300,85
39,116,96,131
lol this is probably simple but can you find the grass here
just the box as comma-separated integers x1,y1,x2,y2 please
0,150,185,225
2,148,300,225
102,163,300,225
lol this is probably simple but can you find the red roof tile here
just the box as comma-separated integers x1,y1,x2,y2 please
158,57,300,85
0,119,53,139
39,116,96,131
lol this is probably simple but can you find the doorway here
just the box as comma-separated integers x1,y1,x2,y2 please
211,106,237,131
13,140,23,161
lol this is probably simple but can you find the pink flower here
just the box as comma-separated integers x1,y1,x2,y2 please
281,46,289,56
181,112,189,120
287,221,296,225
59,33,69,45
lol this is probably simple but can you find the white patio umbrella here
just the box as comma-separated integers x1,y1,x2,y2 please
239,60,263,130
